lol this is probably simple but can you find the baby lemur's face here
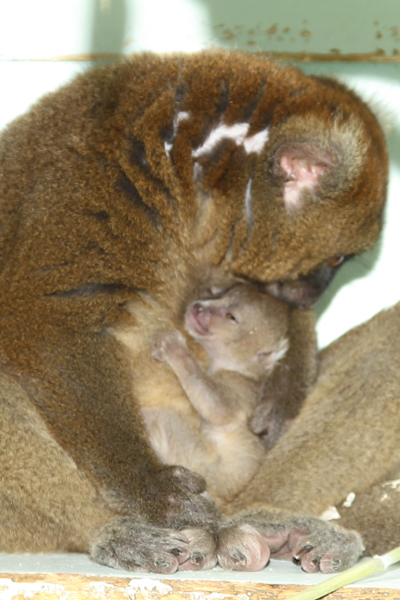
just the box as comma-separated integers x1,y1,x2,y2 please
185,284,289,379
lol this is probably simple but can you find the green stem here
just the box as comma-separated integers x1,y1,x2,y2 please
286,545,400,600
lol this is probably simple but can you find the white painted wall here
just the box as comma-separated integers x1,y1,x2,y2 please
1,0,399,58
0,0,399,348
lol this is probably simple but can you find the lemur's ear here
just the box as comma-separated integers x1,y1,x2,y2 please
272,115,367,210
277,142,336,209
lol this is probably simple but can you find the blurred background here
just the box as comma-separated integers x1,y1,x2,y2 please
0,0,399,348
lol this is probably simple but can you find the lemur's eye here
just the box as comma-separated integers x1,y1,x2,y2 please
226,313,238,323
327,255,345,268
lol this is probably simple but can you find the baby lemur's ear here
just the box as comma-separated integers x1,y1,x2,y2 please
271,114,367,210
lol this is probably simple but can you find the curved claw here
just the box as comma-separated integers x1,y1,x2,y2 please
178,527,218,571
217,523,271,571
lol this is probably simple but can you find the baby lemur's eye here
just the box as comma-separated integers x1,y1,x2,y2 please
226,313,238,323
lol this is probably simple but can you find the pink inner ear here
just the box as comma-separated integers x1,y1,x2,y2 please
280,150,333,209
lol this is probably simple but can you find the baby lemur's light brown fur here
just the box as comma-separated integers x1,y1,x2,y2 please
120,283,304,506
0,49,388,573
115,280,318,507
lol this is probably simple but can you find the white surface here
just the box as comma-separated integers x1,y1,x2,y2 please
1,553,400,590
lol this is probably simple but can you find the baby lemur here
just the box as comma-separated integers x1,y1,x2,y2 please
147,283,290,504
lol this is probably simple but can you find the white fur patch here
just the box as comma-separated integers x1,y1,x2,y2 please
283,180,307,209
175,110,190,127
191,122,269,161
164,140,173,155
382,479,400,490
320,506,341,521
164,111,190,158
193,161,204,182
244,177,253,226
342,492,356,507
243,127,270,154
275,338,289,362
193,122,250,158
283,174,317,209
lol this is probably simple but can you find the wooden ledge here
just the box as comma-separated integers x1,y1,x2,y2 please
1,554,400,600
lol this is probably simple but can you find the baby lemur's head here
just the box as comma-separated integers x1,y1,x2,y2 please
185,284,289,380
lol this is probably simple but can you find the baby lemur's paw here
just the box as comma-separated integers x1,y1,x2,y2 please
151,330,188,362
91,518,192,573
218,513,364,573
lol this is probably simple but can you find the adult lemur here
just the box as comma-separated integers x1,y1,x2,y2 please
0,50,387,573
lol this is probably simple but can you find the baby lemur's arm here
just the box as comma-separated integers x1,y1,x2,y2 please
152,330,233,426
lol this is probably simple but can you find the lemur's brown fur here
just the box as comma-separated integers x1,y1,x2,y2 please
0,49,388,573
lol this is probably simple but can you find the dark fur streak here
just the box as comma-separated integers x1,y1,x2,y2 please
193,84,231,152
129,137,148,170
224,221,240,261
260,111,273,130
242,100,259,123
175,82,186,105
40,261,74,273
244,81,268,124
90,211,110,222
47,283,140,299
215,81,230,117
161,123,174,146
86,241,106,254
118,174,159,226
198,137,237,167
289,87,306,99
